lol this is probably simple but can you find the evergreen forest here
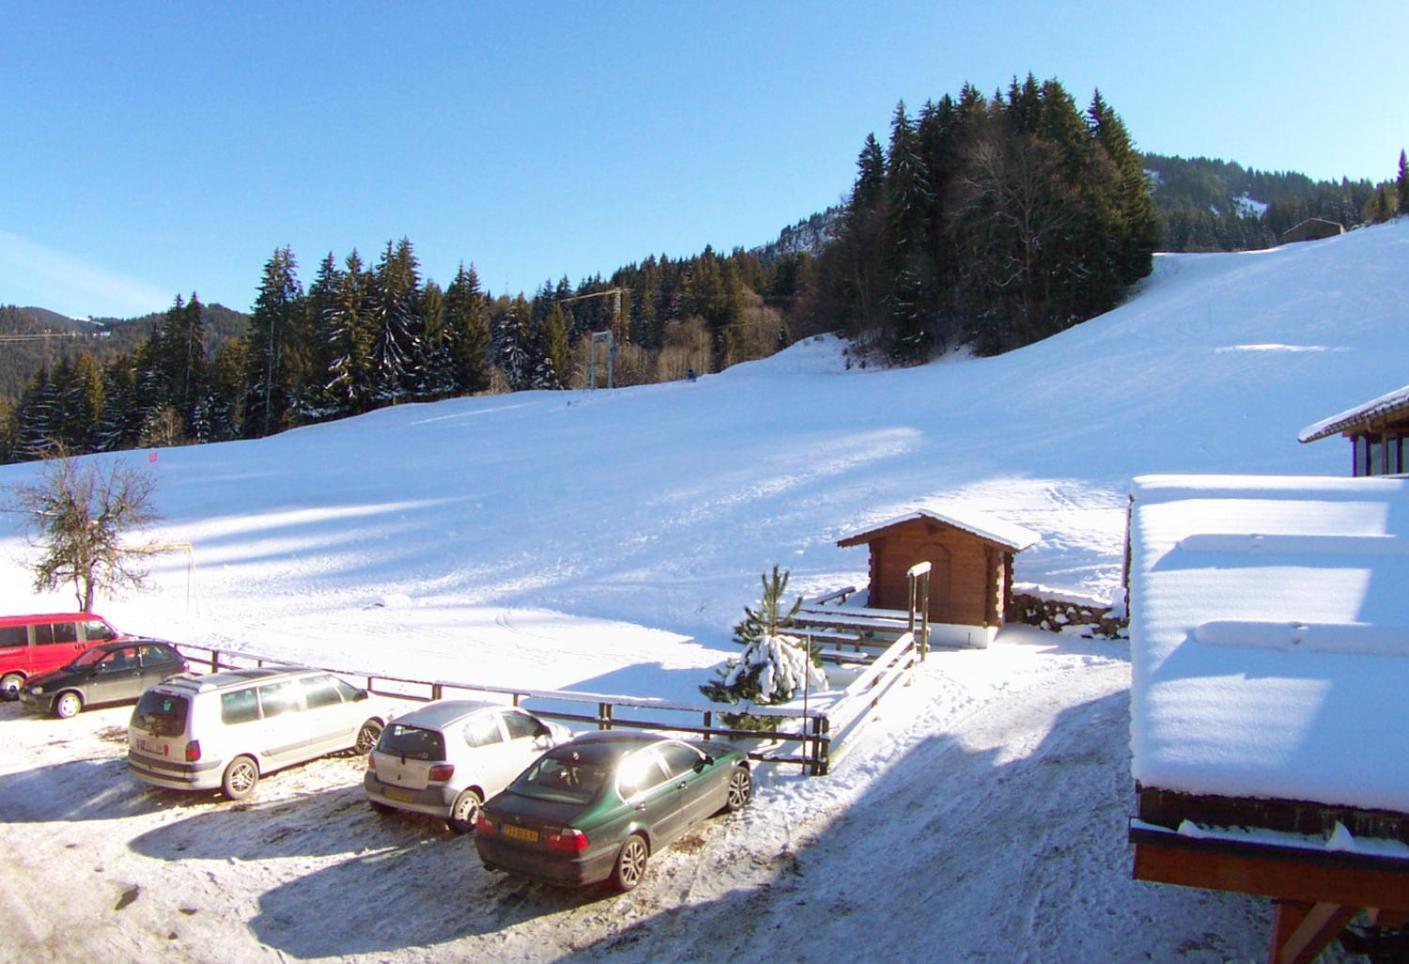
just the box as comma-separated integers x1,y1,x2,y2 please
3,75,1405,465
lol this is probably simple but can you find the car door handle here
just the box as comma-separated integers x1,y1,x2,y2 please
634,802,647,812
677,782,688,790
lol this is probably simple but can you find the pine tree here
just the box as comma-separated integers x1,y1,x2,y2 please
495,296,534,391
15,366,56,461
244,246,303,437
325,250,375,415
370,237,424,402
419,280,453,398
444,263,491,395
94,354,141,452
1397,149,1408,218
533,303,572,389
303,253,344,418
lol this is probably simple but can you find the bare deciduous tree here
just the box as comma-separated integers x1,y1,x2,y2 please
10,452,162,611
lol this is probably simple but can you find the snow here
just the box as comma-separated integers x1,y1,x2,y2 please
7,220,1408,959
1128,473,1409,813
838,507,1039,551
1299,379,1409,442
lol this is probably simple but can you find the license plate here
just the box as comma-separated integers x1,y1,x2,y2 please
503,824,539,843
385,787,415,803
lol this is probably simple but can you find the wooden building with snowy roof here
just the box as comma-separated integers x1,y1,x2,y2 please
1281,217,1345,243
835,508,1037,648
1299,382,1409,477
1126,475,1409,962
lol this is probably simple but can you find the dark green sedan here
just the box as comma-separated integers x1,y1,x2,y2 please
474,730,752,892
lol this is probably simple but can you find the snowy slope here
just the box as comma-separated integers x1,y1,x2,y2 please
2,220,1405,960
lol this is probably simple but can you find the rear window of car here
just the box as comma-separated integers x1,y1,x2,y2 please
221,688,260,725
376,723,446,761
0,626,27,647
510,753,609,804
133,691,190,737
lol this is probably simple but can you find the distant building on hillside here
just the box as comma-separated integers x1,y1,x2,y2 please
1281,217,1345,243
836,508,1037,648
1126,474,1409,962
1299,383,1409,476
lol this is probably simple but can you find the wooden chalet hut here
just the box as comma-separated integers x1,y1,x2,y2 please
1299,382,1409,476
836,509,1036,648
1281,217,1345,243
1127,475,1409,963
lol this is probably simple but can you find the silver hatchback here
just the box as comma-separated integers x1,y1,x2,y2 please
364,700,571,833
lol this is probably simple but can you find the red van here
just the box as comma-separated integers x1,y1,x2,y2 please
0,613,128,700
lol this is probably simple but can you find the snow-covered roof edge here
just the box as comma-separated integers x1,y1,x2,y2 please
1298,382,1409,443
839,508,1038,552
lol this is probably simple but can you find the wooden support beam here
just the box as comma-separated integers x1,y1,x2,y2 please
1270,900,1358,964
1131,831,1409,908
1369,907,1409,928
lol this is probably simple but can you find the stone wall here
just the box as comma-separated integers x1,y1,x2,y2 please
1009,591,1128,639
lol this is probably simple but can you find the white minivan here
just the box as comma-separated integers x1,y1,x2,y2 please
128,666,394,801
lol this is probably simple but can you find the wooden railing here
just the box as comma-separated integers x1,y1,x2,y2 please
172,642,833,775
825,630,920,768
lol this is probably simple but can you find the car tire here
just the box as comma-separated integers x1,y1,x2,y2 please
446,788,484,835
54,691,84,719
354,719,383,755
369,799,395,816
221,755,260,801
724,765,752,813
611,833,649,893
0,672,23,701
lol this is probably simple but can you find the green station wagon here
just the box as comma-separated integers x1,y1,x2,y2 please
474,731,751,892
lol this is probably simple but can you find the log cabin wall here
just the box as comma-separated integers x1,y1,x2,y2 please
865,519,1007,626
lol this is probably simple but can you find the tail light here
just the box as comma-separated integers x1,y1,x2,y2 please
546,828,590,853
428,763,455,782
475,813,495,835
185,740,201,762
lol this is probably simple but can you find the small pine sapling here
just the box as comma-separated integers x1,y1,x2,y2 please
703,565,826,726
733,564,803,644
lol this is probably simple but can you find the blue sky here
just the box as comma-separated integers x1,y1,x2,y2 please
2,1,1403,319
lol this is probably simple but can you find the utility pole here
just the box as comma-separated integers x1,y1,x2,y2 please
556,288,624,390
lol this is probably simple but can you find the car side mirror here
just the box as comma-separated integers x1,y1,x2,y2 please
696,754,714,771
353,690,369,702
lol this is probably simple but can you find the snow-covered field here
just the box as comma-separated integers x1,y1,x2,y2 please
4,220,1405,960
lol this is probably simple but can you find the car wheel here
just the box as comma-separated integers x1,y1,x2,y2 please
725,766,752,813
54,691,84,719
447,789,484,835
0,673,23,701
221,755,260,801
611,833,649,893
354,719,383,754
369,799,395,816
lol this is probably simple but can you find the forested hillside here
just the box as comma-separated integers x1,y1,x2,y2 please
5,74,1403,466
1142,153,1393,251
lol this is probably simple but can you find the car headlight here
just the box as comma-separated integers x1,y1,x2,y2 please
30,686,43,695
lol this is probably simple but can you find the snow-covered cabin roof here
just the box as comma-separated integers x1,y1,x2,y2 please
1299,382,1409,443
838,508,1038,552
1128,473,1409,814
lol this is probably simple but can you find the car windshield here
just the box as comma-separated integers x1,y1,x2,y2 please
376,723,446,761
132,691,189,737
509,752,610,805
